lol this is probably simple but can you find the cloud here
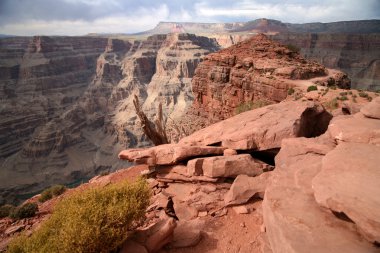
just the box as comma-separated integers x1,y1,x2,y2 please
0,0,379,35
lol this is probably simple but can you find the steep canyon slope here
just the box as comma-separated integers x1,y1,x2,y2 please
0,34,219,204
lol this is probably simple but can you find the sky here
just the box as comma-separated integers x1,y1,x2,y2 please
0,0,379,36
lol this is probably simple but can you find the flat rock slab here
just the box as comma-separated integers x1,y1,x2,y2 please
118,144,225,165
313,142,380,243
360,97,380,119
263,136,377,253
180,101,331,150
328,114,380,145
224,172,273,206
187,154,268,178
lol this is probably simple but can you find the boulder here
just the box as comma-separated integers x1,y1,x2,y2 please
133,216,177,253
360,96,380,119
328,114,380,145
313,142,380,243
180,101,332,150
119,144,225,166
169,219,205,248
224,172,273,206
188,154,267,178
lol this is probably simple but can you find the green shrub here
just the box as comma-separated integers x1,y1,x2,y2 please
10,202,38,220
307,85,318,92
288,87,295,95
323,98,339,111
359,91,368,98
339,92,348,96
339,96,348,101
8,178,150,253
330,85,337,90
0,204,15,218
235,100,272,114
39,185,67,203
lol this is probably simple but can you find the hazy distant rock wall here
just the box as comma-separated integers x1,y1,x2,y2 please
272,33,380,91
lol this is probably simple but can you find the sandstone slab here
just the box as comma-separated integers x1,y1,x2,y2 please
360,96,380,119
263,136,376,253
313,142,380,243
328,114,380,145
188,154,267,178
118,144,225,165
180,101,332,150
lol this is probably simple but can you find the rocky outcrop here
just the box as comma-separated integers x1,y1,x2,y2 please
189,34,337,122
143,19,380,90
262,98,380,252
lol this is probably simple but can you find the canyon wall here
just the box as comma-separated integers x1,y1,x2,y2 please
0,34,219,204
142,19,380,90
272,33,380,91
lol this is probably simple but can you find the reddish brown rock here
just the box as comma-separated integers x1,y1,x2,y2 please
328,114,380,145
169,219,205,248
224,172,273,206
180,101,332,151
360,96,380,119
313,142,380,243
190,34,328,122
187,154,267,178
263,135,376,253
118,144,225,165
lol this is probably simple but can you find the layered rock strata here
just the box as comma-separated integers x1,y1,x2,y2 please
189,34,342,122
0,33,219,204
272,33,380,90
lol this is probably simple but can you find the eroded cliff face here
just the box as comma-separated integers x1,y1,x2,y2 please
272,33,380,90
189,34,331,122
0,34,219,204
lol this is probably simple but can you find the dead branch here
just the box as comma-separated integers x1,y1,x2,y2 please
133,95,169,145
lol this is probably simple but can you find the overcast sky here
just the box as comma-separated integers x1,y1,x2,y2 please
0,0,379,36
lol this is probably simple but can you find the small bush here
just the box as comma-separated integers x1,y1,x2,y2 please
330,85,337,90
8,178,150,253
339,92,348,96
235,100,272,114
339,96,348,101
367,96,373,102
39,185,66,203
359,91,368,98
307,85,318,92
10,203,38,220
0,204,15,218
288,87,295,95
348,91,353,95
323,98,339,111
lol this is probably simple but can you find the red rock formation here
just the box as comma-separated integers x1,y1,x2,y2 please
191,34,328,122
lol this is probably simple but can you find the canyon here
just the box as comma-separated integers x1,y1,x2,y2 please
0,33,220,204
0,21,380,252
0,18,379,205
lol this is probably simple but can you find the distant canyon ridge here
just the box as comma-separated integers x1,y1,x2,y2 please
0,18,379,204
